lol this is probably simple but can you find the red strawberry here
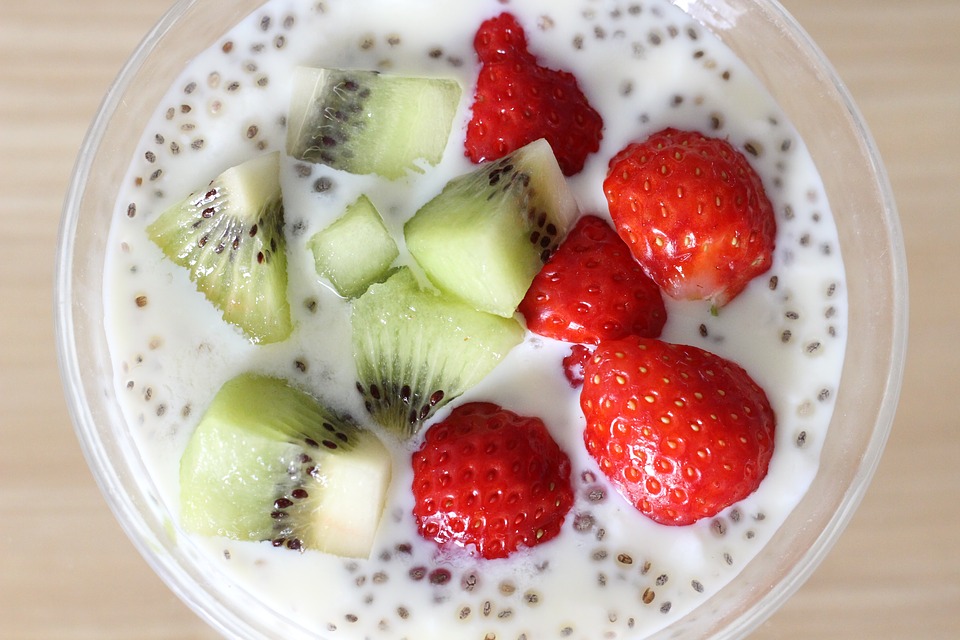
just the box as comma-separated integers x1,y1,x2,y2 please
604,128,776,307
466,12,603,176
519,215,667,345
580,337,775,526
411,402,574,559
562,344,594,388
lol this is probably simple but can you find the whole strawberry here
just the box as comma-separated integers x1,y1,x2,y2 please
466,12,603,176
411,402,573,559
581,337,775,526
604,128,776,307
519,215,667,345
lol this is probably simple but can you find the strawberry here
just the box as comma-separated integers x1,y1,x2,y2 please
562,344,594,388
465,12,603,176
580,337,775,526
411,402,574,559
604,127,776,307
519,215,667,345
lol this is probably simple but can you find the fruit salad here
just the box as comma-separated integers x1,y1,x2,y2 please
103,0,848,637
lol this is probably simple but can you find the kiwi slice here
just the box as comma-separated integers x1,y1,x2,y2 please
308,194,399,298
352,267,524,438
286,67,461,179
404,138,579,317
147,152,292,344
179,373,392,559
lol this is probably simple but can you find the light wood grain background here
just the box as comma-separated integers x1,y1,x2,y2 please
1,0,957,638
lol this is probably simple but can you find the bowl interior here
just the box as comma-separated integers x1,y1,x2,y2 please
56,0,907,638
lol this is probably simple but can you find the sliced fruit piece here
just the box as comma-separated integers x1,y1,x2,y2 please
179,373,391,558
604,127,777,308
412,402,574,560
308,194,399,298
562,343,593,388
466,12,603,176
404,138,579,317
286,67,462,179
519,214,667,344
580,337,776,526
147,152,292,344
351,267,524,438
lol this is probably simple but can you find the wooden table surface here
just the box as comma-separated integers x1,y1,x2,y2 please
1,0,957,638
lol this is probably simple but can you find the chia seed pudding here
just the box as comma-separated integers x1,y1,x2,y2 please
102,0,848,637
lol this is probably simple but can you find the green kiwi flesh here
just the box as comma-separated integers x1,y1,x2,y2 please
147,152,292,344
351,267,524,438
179,373,392,559
403,138,579,317
286,67,461,179
308,194,399,298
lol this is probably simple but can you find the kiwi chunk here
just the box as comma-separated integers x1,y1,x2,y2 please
179,373,391,559
352,267,523,438
404,138,579,317
147,152,292,344
308,194,399,298
286,67,461,179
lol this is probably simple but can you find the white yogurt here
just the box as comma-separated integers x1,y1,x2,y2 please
103,0,848,638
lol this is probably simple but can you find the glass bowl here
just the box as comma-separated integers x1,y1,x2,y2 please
55,0,907,638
